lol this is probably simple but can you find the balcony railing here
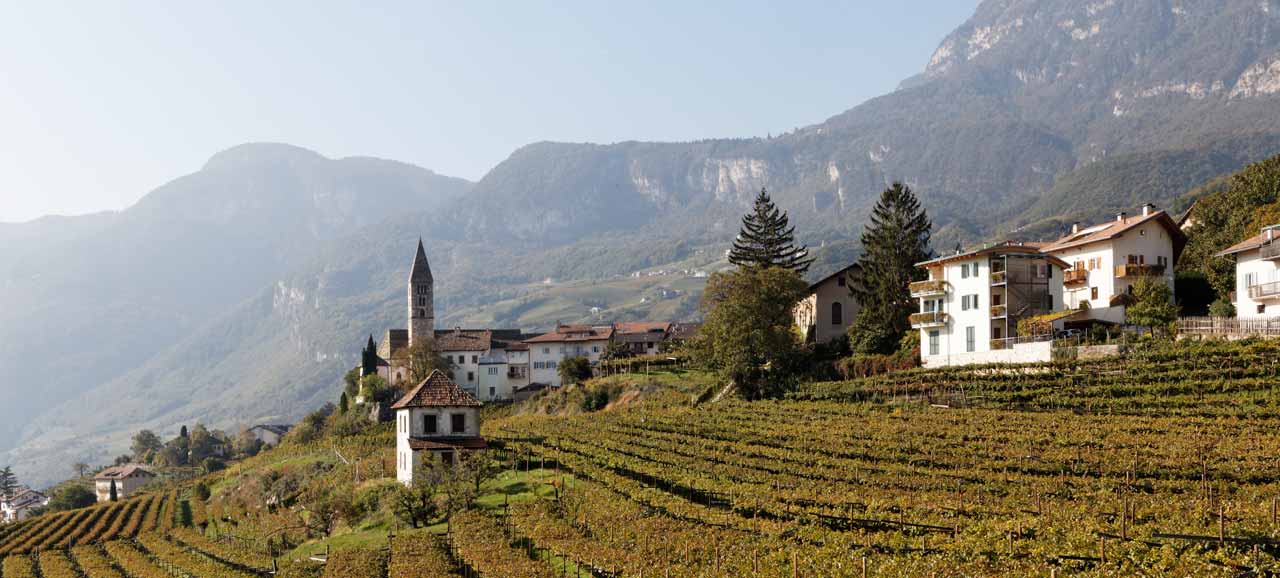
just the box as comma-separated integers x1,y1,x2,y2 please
909,279,949,298
1063,269,1088,285
1114,263,1166,278
990,304,1007,318
991,271,1007,285
909,311,949,328
1261,243,1280,261
1248,281,1280,300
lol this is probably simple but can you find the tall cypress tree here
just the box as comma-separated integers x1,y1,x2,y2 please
728,188,815,273
849,182,932,354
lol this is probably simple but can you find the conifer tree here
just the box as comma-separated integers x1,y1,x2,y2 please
728,188,814,273
0,465,15,499
849,182,932,354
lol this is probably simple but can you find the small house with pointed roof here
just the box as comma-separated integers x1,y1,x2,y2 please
393,370,487,485
94,465,155,503
1,487,49,523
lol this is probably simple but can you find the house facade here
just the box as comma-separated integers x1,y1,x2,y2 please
1043,205,1185,325
614,322,672,356
794,264,862,344
1217,225,1280,318
94,465,155,503
1,488,48,523
393,370,487,486
247,424,291,447
525,325,615,387
912,243,1067,367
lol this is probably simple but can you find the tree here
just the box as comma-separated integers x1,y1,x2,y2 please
343,368,361,399
600,336,633,361
109,479,118,502
192,482,211,502
47,484,96,511
407,337,454,384
72,462,90,479
131,430,163,461
359,374,394,404
728,188,815,273
179,425,188,439
235,428,263,458
692,266,809,399
1209,297,1236,318
339,392,350,413
557,356,593,385
1127,275,1179,335
392,463,443,528
0,466,16,499
187,424,216,464
849,182,932,354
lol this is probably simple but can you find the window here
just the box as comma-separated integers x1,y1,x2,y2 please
973,263,980,276
1091,287,1099,300
543,347,550,354
548,361,557,369
441,451,455,466
456,355,464,364
1247,273,1257,287
837,276,846,287
1128,254,1139,265
928,331,940,356
831,302,843,325
1140,228,1146,236
992,293,1003,306
489,387,496,398
1157,256,1167,267
423,414,437,434
965,326,975,352
592,346,600,353
961,264,969,279
451,414,466,434
471,355,478,364
1259,304,1266,314
467,371,475,382
488,367,498,375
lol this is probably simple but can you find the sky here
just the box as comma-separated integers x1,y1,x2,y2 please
0,1,980,224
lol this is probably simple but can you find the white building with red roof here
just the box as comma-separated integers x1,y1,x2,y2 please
392,370,487,485
93,464,155,503
1,487,49,523
524,324,615,387
1216,224,1280,319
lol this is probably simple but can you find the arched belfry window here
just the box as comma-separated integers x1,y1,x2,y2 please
831,301,843,325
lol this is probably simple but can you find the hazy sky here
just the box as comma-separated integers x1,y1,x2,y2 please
0,1,979,223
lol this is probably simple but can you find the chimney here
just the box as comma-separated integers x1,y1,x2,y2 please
1268,229,1275,242
1117,212,1127,222
1071,222,1080,234
1142,203,1155,217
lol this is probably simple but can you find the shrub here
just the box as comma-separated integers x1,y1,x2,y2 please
1209,297,1236,318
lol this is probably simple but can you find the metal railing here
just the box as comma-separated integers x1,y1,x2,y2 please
909,311,949,327
1178,316,1280,337
1261,243,1280,260
909,279,949,297
988,334,1053,350
1247,281,1280,300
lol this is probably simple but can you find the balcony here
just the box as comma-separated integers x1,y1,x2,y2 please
1064,268,1088,286
991,271,1007,286
990,304,1007,319
1114,263,1166,278
910,311,949,329
909,279,949,298
1248,281,1280,301
1262,243,1280,261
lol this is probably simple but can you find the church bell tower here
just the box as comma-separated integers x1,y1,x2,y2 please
408,239,434,346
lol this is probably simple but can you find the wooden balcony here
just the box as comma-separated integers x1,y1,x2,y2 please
909,311,949,329
990,304,1007,319
1114,263,1165,278
991,271,1007,285
1063,268,1088,286
1248,281,1280,301
909,279,949,298
1261,243,1280,261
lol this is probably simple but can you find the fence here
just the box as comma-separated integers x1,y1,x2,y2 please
1178,316,1280,337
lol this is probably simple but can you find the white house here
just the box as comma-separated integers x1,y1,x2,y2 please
525,325,615,387
94,465,155,503
393,370,487,486
1043,204,1185,325
912,243,1068,367
1,488,48,523
246,424,291,447
435,329,530,401
1216,225,1280,318
794,264,862,344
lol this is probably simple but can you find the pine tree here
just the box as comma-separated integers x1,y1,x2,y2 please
109,478,118,502
728,188,815,273
849,182,932,354
0,465,16,499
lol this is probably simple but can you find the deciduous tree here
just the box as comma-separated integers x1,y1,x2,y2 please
1127,275,1179,335
408,338,455,384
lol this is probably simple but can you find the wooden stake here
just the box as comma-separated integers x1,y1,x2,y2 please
1099,536,1107,564
861,555,867,578
792,551,798,578
1219,503,1226,547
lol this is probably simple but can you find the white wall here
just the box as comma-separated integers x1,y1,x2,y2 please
445,349,486,394
919,258,993,365
396,406,481,485
1051,221,1175,312
1234,250,1280,319
529,339,608,386
922,341,1052,368
478,362,508,401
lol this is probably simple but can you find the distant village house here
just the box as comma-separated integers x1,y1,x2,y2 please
94,465,155,503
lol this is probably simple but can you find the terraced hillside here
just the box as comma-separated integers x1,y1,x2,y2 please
5,338,1280,577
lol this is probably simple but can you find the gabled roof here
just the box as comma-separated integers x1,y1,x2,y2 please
391,370,483,409
95,465,154,480
1216,227,1280,257
614,322,671,335
916,242,1070,269
434,330,493,352
1042,210,1187,261
524,325,615,343
250,424,292,435
806,263,862,292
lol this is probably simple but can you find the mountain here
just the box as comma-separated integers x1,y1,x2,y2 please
0,144,470,482
12,0,1280,486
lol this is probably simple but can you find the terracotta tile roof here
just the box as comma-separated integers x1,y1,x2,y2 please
524,325,615,343
434,330,493,352
614,322,671,335
408,436,488,451
1042,210,1186,260
1217,229,1279,257
391,370,483,409
94,465,154,480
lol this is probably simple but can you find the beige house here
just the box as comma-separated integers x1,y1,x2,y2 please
794,264,862,344
94,465,155,503
393,370,487,486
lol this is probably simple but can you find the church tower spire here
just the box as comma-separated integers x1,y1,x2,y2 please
408,238,434,346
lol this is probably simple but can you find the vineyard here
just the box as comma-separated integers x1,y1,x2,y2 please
3,338,1280,576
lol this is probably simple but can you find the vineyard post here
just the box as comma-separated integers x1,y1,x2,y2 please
792,551,798,578
1099,536,1106,564
1272,497,1277,526
1219,503,1225,547
861,555,867,578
